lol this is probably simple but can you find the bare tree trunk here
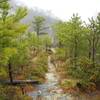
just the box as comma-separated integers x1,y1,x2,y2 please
88,39,92,59
92,35,96,67
8,61,13,84
74,37,78,67
36,25,40,37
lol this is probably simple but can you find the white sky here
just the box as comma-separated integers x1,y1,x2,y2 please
15,0,100,21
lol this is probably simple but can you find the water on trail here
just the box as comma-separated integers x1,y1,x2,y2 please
28,55,100,100
28,56,72,100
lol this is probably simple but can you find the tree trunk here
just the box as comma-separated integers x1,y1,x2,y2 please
92,35,96,67
36,25,40,37
8,61,13,84
88,39,92,59
74,37,78,67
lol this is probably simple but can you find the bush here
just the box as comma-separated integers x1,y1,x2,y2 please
67,57,100,89
0,85,32,100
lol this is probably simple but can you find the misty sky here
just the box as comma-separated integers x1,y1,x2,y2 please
14,0,100,21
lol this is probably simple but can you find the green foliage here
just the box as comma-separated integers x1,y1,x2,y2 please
60,79,78,89
33,16,46,36
53,13,100,89
40,35,51,47
28,32,52,51
55,48,66,60
29,51,48,82
0,6,28,65
0,0,29,82
0,67,7,78
0,85,32,100
0,0,100,98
